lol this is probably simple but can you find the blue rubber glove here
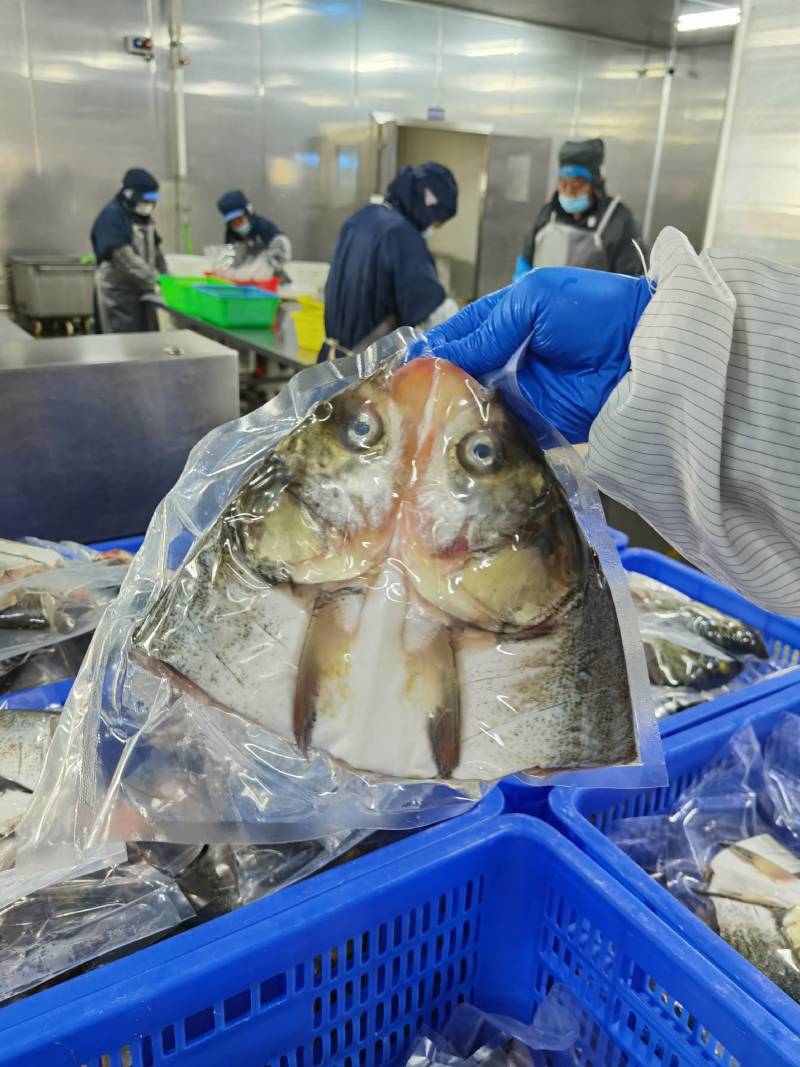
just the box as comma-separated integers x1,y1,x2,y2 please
424,268,653,443
513,255,532,283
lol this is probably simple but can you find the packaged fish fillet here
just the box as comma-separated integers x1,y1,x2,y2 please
0,711,58,839
0,537,130,664
14,329,660,861
404,985,579,1066
611,712,800,1001
626,572,777,718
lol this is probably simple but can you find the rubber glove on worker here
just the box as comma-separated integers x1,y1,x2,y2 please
424,267,653,443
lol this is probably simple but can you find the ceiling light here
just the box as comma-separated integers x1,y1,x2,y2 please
676,6,741,31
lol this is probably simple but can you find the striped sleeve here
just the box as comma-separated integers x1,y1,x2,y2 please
587,226,800,616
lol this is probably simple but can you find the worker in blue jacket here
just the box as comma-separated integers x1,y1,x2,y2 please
90,167,166,333
319,162,459,361
217,190,291,279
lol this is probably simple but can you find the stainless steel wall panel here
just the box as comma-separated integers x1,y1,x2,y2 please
181,1,263,256
7,1,164,265
650,43,730,250
706,0,800,264
0,0,729,284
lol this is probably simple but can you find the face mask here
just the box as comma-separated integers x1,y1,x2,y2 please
422,226,434,241
231,219,252,237
558,193,591,215
136,202,155,218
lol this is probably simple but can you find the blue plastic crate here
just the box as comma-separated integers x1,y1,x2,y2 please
87,534,145,554
0,812,797,1066
0,677,71,709
622,547,800,736
550,680,800,1038
608,526,629,552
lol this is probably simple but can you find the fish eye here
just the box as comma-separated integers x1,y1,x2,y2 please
339,405,384,451
457,429,503,474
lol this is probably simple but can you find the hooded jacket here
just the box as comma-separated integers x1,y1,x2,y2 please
322,163,458,354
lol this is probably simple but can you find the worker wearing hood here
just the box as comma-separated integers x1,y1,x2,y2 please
516,139,645,279
217,190,291,279
320,162,459,361
90,167,167,333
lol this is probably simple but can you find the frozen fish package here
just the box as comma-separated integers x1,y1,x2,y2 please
15,331,660,856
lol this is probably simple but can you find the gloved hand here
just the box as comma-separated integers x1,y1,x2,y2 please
423,267,653,443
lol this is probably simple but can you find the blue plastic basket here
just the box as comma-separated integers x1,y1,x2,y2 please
622,547,800,736
550,680,800,1037
87,535,145,554
1,813,797,1066
608,526,629,552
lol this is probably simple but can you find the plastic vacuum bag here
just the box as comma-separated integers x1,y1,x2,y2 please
0,858,192,1003
627,572,777,718
14,328,660,864
0,537,130,663
135,828,369,917
611,713,800,1000
405,985,579,1065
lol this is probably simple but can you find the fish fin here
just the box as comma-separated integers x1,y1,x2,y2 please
427,628,461,778
293,589,360,754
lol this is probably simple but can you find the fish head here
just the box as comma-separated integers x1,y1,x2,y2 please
392,357,585,633
228,369,410,584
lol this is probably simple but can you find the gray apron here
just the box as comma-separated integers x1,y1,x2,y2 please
95,222,159,334
533,196,621,270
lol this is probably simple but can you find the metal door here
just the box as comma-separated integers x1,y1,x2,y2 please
476,135,552,297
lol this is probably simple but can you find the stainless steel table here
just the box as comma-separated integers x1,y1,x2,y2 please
0,329,239,543
156,301,319,405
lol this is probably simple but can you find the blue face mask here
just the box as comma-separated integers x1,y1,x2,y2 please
422,226,434,241
231,219,252,237
559,193,591,215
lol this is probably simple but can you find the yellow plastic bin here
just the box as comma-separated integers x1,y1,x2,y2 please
289,296,325,352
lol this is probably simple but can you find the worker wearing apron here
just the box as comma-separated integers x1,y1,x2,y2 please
517,139,645,279
216,190,292,281
319,162,459,361
91,168,167,333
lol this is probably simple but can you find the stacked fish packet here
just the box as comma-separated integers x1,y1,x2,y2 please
0,330,661,1005
627,571,775,718
0,537,132,696
611,712,800,1003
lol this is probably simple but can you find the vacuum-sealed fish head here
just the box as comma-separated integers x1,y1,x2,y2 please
392,357,585,633
229,368,409,584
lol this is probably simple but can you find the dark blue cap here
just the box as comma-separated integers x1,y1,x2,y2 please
217,189,251,222
122,168,159,195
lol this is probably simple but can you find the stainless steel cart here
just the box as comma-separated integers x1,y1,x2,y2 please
7,255,96,335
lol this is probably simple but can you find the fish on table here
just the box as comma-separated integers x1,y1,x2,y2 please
133,357,640,783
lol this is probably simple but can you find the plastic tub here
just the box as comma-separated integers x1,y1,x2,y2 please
622,548,800,736
290,295,325,352
193,285,280,329
1,813,797,1066
550,679,800,1037
159,276,231,317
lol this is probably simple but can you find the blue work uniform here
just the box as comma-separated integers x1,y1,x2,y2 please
321,204,446,359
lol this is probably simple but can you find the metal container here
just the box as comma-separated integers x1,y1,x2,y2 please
0,329,239,543
8,255,95,319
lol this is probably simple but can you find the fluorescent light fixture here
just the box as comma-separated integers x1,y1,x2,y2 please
676,6,740,31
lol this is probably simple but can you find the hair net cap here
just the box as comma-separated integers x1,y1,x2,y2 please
217,189,252,221
558,139,605,186
385,163,458,232
121,168,160,196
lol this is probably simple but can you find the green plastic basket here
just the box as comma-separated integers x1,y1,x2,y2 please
158,276,231,317
193,285,280,329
